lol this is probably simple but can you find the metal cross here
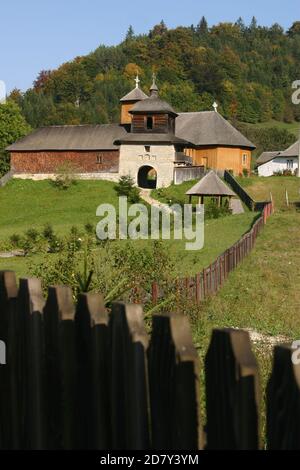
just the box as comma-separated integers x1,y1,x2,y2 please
135,74,140,89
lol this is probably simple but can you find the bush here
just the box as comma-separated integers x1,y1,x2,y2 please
9,233,22,248
52,162,78,190
205,199,232,219
242,168,249,177
114,175,140,204
42,223,61,253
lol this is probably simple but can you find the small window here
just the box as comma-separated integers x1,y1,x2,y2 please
287,159,294,169
242,154,248,165
146,117,153,130
144,145,151,153
96,155,103,164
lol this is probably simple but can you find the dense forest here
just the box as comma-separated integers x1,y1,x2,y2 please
1,17,299,176
9,17,300,127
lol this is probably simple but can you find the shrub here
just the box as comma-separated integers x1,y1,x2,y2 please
242,168,249,177
42,223,61,253
114,175,140,203
52,162,78,190
9,233,22,248
205,199,232,219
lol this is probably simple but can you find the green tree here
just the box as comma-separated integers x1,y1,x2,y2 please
0,100,31,176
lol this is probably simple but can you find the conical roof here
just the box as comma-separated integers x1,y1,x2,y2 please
186,171,236,197
120,87,148,102
130,75,177,115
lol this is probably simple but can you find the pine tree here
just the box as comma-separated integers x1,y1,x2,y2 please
125,25,135,41
197,16,208,36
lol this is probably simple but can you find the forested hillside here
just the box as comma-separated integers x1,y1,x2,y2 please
9,17,300,129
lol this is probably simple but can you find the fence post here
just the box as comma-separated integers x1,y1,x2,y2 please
149,312,203,450
110,302,150,450
205,328,260,449
75,292,110,450
267,344,300,449
44,285,77,450
195,273,201,303
0,271,18,449
151,282,159,304
18,278,46,450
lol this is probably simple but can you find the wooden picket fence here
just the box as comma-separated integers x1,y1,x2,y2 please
0,270,299,450
151,201,274,304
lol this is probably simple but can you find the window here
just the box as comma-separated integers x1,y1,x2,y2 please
287,159,294,169
144,145,151,153
146,117,153,130
96,155,103,164
242,154,248,165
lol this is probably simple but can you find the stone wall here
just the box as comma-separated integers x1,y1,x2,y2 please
119,144,175,188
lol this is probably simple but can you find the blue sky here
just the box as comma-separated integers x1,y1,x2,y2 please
1,0,299,93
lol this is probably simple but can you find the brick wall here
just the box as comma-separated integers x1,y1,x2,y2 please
10,150,120,174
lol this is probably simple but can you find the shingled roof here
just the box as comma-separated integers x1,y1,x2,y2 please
7,124,128,151
176,111,255,149
256,151,281,166
120,87,148,102
186,170,236,197
279,140,300,158
115,133,189,145
130,97,177,115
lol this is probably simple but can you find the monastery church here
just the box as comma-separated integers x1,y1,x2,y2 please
8,75,255,188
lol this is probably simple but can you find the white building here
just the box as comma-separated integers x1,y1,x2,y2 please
257,141,299,177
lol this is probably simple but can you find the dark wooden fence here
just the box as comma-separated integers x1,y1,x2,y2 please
224,170,271,212
151,201,273,305
0,270,299,450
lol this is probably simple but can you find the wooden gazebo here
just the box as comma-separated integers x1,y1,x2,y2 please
186,170,236,206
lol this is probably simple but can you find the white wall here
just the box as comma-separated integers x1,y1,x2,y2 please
13,172,120,182
119,144,175,188
258,157,299,177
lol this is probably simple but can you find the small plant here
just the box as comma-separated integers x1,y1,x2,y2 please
9,233,22,248
42,223,61,253
242,168,249,177
84,222,94,235
52,162,78,190
114,175,140,204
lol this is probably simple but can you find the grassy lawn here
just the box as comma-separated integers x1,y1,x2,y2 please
193,211,300,340
245,120,300,137
0,179,119,240
152,180,199,205
0,178,257,278
191,210,300,437
237,175,300,210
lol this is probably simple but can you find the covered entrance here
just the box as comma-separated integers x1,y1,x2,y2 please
137,165,157,189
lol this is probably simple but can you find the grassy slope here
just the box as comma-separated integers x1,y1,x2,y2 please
237,175,300,210
0,178,256,278
245,120,300,137
0,179,119,240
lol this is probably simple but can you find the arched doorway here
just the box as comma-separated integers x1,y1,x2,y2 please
137,165,157,189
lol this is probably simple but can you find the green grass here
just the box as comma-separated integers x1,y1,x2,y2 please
245,120,300,137
0,178,257,278
0,179,119,240
190,210,300,440
237,175,300,210
151,180,199,205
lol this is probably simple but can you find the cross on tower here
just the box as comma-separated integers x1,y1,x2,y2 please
135,74,140,89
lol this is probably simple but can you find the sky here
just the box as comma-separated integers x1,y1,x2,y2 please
0,0,299,93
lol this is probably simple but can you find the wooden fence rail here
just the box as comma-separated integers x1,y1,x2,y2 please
151,201,273,305
0,269,299,450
